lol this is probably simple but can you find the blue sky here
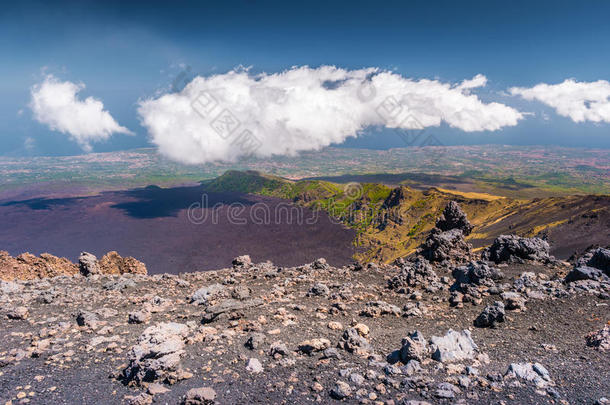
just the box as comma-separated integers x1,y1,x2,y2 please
1,0,610,157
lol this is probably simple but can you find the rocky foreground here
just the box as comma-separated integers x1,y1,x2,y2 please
1,204,609,405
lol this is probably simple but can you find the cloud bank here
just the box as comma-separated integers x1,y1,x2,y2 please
510,79,610,124
138,66,523,164
30,75,132,151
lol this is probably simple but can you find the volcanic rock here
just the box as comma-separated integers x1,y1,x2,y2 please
505,362,553,388
79,252,100,276
420,229,472,264
399,331,428,363
121,322,189,385
435,201,473,235
190,284,227,305
474,301,505,328
338,327,373,356
483,235,551,263
452,261,504,288
182,387,217,405
388,258,440,292
565,266,609,283
429,329,478,363
99,251,147,275
0,251,78,280
586,325,610,351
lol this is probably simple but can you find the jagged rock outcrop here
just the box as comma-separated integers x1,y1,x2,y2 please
0,251,78,280
435,201,473,235
79,252,100,276
99,251,147,275
382,186,408,209
482,235,551,263
565,247,610,284
121,322,190,386
417,202,474,264
399,330,429,362
574,246,610,271
419,229,472,263
0,250,146,281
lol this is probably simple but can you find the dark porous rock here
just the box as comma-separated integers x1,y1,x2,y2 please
388,258,440,292
420,229,472,264
79,252,100,276
474,301,505,328
322,347,341,360
483,235,551,264
452,261,504,288
565,266,609,283
587,248,610,273
435,201,474,236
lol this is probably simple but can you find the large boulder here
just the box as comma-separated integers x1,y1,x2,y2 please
452,261,504,288
574,247,610,274
79,252,100,276
429,329,478,363
565,266,609,283
482,235,550,263
420,229,472,264
435,201,473,235
399,331,429,363
588,248,610,272
121,322,190,386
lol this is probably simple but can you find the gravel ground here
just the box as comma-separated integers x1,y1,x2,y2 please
0,258,608,405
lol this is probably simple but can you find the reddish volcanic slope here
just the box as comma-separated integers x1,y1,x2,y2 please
0,185,357,274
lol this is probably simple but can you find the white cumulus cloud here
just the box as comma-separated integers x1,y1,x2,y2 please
510,79,610,124
138,66,523,164
29,75,132,151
